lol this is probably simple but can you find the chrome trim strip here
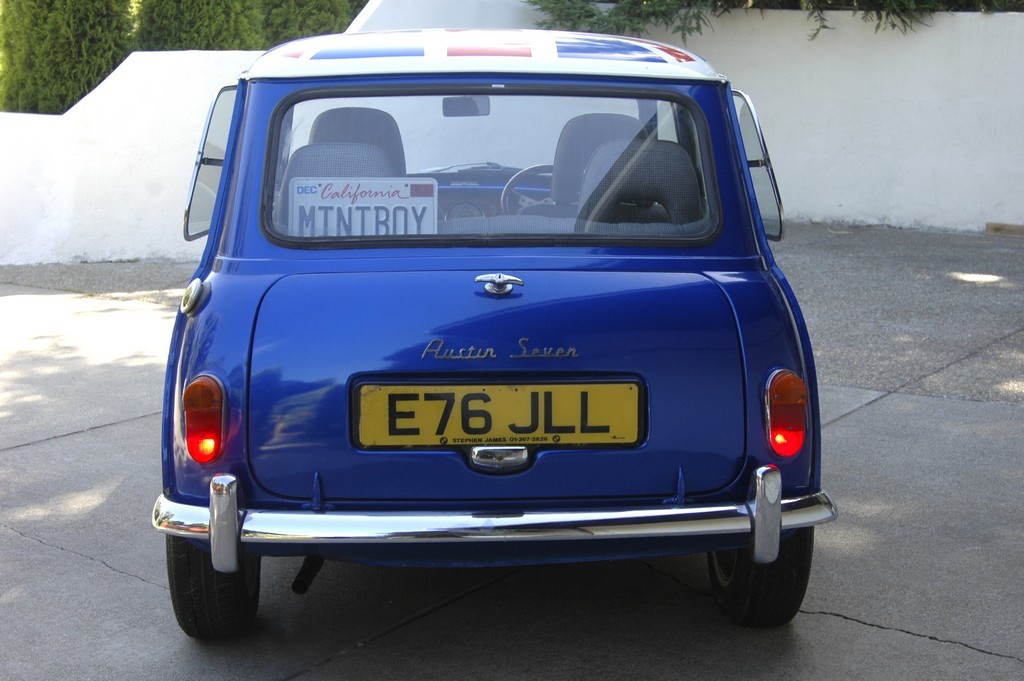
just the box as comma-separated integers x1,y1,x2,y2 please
153,490,836,545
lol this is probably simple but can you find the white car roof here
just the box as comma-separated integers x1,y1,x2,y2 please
245,29,723,82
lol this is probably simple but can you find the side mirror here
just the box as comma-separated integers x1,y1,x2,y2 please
732,90,784,241
184,86,237,241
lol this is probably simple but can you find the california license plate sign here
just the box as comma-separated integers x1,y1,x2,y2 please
290,178,438,236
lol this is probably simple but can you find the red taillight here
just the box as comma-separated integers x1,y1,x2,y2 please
183,375,225,464
766,369,807,457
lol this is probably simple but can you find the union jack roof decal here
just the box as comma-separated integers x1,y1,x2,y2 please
245,29,721,81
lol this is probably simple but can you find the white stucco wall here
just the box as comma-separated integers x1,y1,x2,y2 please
1,2,1021,264
656,11,1024,232
0,51,258,265
348,0,544,32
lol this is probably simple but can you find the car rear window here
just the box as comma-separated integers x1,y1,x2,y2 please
265,90,719,244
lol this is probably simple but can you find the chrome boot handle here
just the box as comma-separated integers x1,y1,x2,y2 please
474,273,523,296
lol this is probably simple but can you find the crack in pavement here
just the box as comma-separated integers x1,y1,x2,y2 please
821,390,892,428
894,323,1024,399
640,559,710,599
0,411,163,454
0,413,167,591
276,568,521,681
819,320,1024,430
801,609,1024,665
0,520,167,590
821,321,1024,428
643,560,1023,665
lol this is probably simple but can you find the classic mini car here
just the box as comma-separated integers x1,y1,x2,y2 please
153,28,837,638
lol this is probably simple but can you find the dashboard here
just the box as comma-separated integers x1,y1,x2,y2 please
409,164,551,220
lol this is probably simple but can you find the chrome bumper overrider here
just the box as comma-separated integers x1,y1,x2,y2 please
153,466,837,573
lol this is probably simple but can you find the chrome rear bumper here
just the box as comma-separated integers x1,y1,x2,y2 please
153,465,837,573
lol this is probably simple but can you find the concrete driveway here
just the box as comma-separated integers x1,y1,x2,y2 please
1,224,1022,680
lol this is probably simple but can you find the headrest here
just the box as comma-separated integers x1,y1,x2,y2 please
578,139,701,225
550,113,643,204
310,108,406,175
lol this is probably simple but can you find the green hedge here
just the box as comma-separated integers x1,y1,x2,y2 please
265,0,354,46
135,0,266,51
0,0,368,113
0,0,133,113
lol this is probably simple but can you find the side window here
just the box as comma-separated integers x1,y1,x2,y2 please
733,90,784,240
184,86,236,241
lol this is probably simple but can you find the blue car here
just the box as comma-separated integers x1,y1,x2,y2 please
153,28,837,638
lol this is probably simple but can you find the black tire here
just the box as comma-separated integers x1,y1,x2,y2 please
166,536,261,639
707,527,814,627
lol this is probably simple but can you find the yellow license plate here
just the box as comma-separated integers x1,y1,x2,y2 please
357,383,641,448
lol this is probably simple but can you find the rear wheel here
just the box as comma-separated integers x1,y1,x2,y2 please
166,536,261,639
707,527,814,627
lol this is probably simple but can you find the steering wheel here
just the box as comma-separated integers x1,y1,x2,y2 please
500,164,554,215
